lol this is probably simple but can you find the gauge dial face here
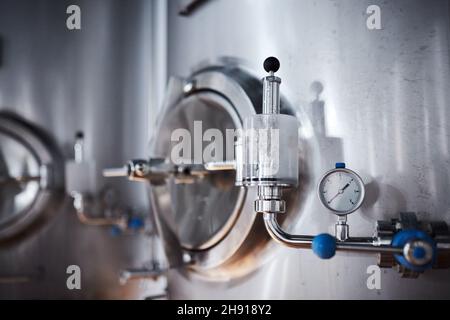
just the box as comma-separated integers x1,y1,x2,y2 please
318,168,365,215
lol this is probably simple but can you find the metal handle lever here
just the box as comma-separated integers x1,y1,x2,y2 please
103,159,152,182
103,159,236,184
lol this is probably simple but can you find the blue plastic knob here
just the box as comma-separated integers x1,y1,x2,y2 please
312,233,337,259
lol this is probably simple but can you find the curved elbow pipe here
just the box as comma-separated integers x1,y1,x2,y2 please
263,212,313,248
72,192,126,228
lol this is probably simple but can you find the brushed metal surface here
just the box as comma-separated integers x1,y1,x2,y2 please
164,0,450,299
1,0,450,299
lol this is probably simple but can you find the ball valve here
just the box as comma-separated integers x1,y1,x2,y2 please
392,230,436,272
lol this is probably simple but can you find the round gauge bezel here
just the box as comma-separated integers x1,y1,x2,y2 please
317,167,365,216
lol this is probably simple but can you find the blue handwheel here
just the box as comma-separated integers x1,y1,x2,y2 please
391,230,436,272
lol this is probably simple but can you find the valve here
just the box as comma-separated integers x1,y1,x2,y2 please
236,57,299,214
103,159,169,183
312,234,336,259
391,229,436,272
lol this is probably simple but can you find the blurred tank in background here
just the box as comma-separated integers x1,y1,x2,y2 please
0,0,166,299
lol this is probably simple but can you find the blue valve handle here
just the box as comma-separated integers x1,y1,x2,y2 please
128,216,145,230
312,233,337,259
109,217,145,237
391,229,436,272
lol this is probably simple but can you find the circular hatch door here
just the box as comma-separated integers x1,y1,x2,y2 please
159,91,243,250
0,112,64,243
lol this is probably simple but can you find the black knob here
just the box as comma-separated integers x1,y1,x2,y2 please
263,56,280,73
75,131,84,139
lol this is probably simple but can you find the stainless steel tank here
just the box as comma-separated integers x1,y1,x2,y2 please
157,0,450,299
1,0,450,300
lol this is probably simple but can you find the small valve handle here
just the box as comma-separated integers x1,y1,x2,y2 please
262,57,282,115
263,56,280,73
312,233,337,259
392,229,436,272
128,216,145,230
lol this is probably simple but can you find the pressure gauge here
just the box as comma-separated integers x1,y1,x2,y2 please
318,163,365,216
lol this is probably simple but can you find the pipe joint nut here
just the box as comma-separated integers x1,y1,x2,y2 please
255,199,285,214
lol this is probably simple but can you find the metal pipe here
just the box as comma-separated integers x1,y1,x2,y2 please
119,266,166,285
336,243,402,254
72,192,126,227
263,212,313,248
103,160,236,183
102,166,129,178
204,161,236,171
76,210,124,227
74,131,84,164
263,213,404,254
262,75,281,114
437,242,450,249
